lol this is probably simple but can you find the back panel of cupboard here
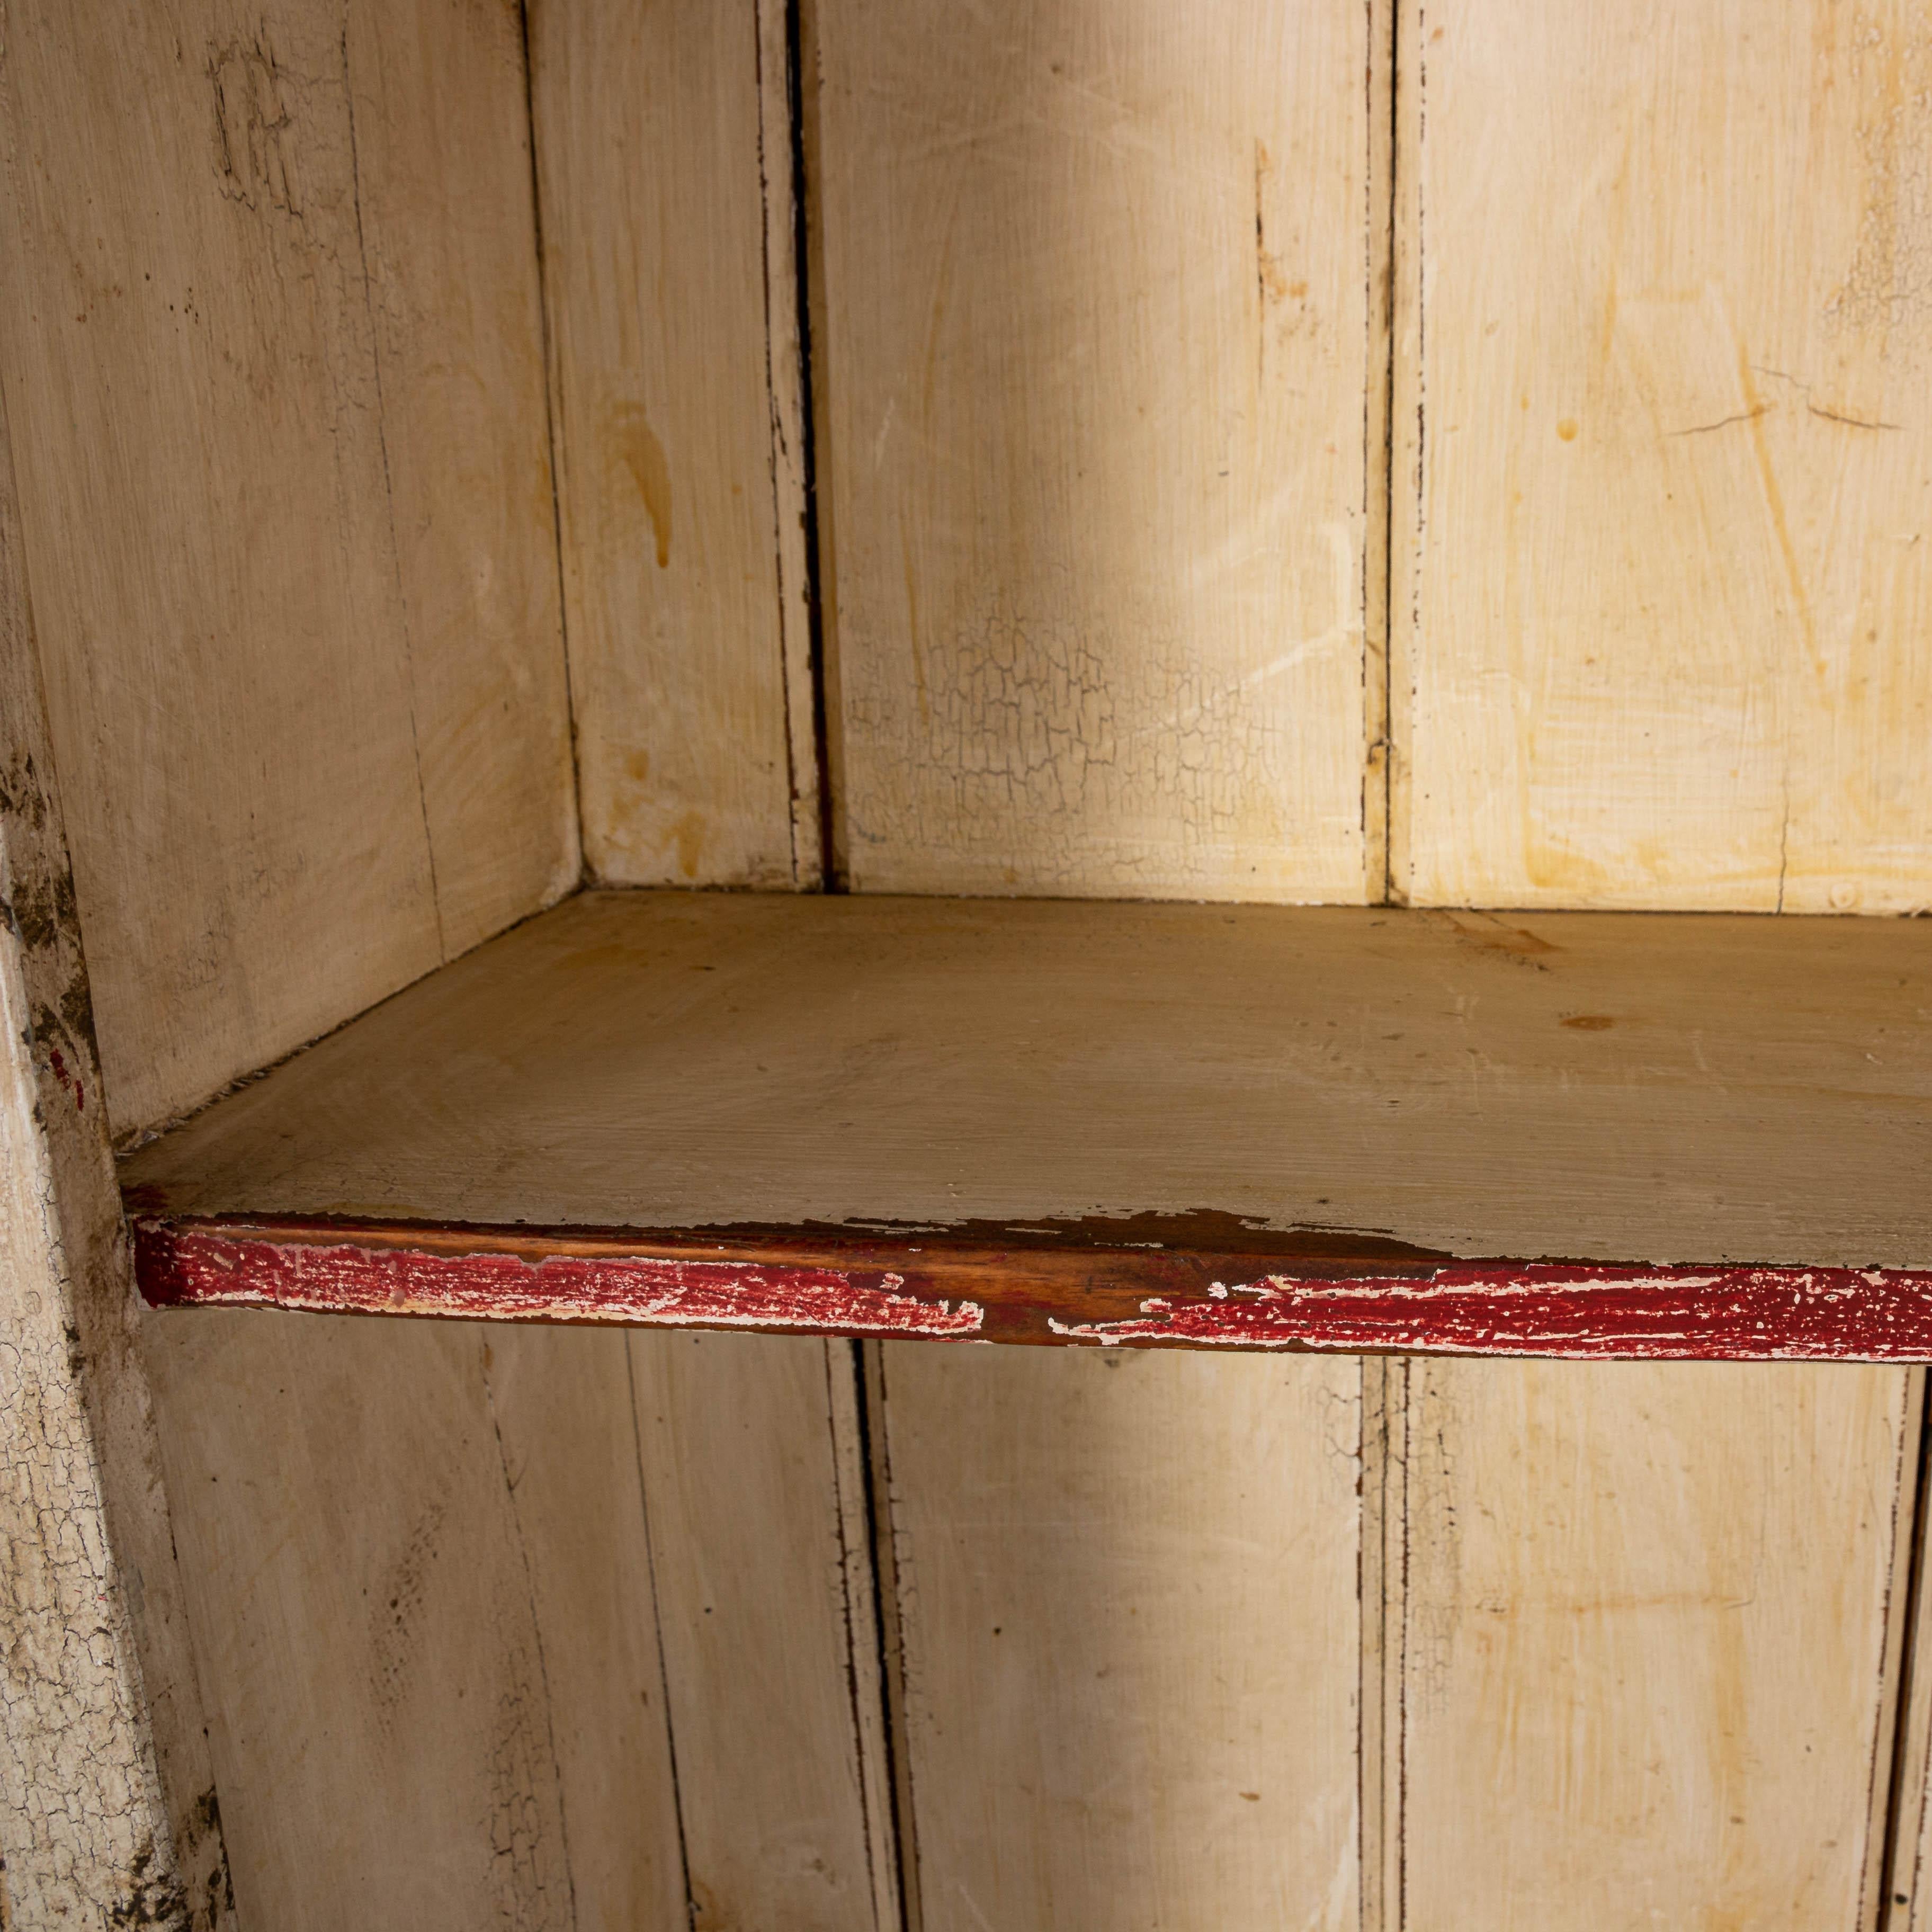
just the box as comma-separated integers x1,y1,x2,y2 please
532,0,821,890
806,0,1387,900
804,1,1930,1927
804,0,1392,1917
1392,0,1932,911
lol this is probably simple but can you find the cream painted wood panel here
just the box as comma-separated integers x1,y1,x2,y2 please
1394,1362,1918,1931
0,392,232,1926
0,0,576,1135
336,0,578,951
1393,0,1932,910
143,1310,688,1929
629,1333,898,1932
530,0,813,889
876,1345,1361,1931
460,1323,693,1932
810,0,1383,899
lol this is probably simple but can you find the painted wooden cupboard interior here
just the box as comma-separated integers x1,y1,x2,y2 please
5,0,1932,1926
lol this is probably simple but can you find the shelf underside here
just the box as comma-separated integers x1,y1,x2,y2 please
123,890,1932,1359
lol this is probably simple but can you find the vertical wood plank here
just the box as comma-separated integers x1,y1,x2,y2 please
876,1345,1362,1932
529,0,810,889
0,0,576,1135
339,0,580,954
628,1332,898,1932
1394,1362,1918,1931
809,0,1383,900
469,1323,694,1932
1392,0,1932,911
0,387,231,1927
143,1311,688,1930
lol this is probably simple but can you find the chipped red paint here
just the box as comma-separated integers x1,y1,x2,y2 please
132,1219,1932,1359
1050,1263,1932,1361
46,1044,83,1111
138,1223,985,1340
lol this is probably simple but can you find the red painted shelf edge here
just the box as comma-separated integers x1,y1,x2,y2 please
132,1218,1932,1362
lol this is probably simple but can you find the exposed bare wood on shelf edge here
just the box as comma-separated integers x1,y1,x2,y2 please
129,1217,1932,1362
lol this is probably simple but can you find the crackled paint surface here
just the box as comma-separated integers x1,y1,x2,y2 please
0,411,229,1921
0,979,185,1927
139,1224,986,1340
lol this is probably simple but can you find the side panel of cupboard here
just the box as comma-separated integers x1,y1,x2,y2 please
0,0,580,1135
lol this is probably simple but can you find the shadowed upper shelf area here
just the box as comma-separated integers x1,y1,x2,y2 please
122,890,1932,1359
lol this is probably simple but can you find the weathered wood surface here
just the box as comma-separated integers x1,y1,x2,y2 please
142,1310,685,1929
140,1312,902,1931
0,389,231,1926
1391,0,1932,912
123,891,1932,1280
0,0,577,1135
530,0,816,888
875,1344,1362,1930
809,0,1384,899
1390,1362,1919,1931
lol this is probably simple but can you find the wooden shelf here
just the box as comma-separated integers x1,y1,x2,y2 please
123,890,1932,1359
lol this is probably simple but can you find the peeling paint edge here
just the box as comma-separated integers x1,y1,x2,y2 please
132,1223,1932,1360
1048,1263,1932,1361
136,1223,985,1340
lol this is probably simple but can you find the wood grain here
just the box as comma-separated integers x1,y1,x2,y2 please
629,1334,899,1931
336,0,579,949
876,1345,1362,1930
809,0,1383,899
529,0,812,888
0,0,576,1136
120,891,1932,1272
1392,0,1932,911
1393,1362,1919,1931
141,1309,688,1930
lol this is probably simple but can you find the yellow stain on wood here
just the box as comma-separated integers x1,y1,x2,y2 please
610,402,673,569
1736,348,1823,681
664,810,706,880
